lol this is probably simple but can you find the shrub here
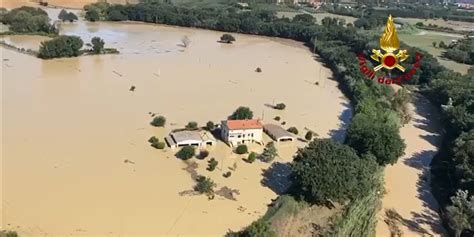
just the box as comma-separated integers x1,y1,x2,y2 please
186,121,198,130
274,116,281,121
281,121,286,125
148,136,159,144
287,127,299,135
259,142,277,163
176,146,195,160
220,33,235,43
198,150,209,159
229,106,253,120
206,121,215,131
246,152,257,163
255,67,262,72
85,8,100,22
274,103,286,110
194,175,216,195
91,36,105,54
151,141,165,149
150,116,166,127
207,158,218,171
235,144,248,154
305,131,313,141
241,219,277,237
223,171,232,178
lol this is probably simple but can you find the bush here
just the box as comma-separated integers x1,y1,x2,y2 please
207,158,218,171
176,146,195,160
287,127,299,135
259,142,277,163
274,103,286,110
38,36,83,59
305,131,313,141
220,33,235,43
186,121,198,130
223,171,232,178
91,36,105,54
1,231,19,237
148,136,159,144
194,175,216,195
235,144,248,154
206,121,215,131
198,150,209,159
274,116,281,121
291,139,379,204
58,9,78,22
151,141,165,149
150,116,166,127
255,67,262,73
240,219,277,237
229,106,253,120
85,8,100,22
246,152,257,163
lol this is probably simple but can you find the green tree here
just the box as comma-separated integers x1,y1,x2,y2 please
58,9,67,21
176,146,195,160
287,127,298,135
194,175,216,195
38,36,84,59
235,144,248,154
346,113,405,166
446,190,474,237
292,13,315,25
186,121,198,130
229,106,253,120
150,116,166,127
291,139,379,204
240,219,276,237
274,103,286,110
91,36,105,54
85,8,100,22
206,121,215,131
207,158,218,171
259,142,277,163
246,152,257,163
305,131,313,141
220,33,236,44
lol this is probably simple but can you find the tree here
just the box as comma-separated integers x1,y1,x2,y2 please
150,116,166,127
181,35,191,48
194,175,216,195
207,158,218,171
446,190,474,237
287,127,298,135
206,121,215,131
186,121,198,130
59,10,78,22
198,150,209,159
91,37,105,54
239,219,276,237
229,106,253,120
292,13,315,25
236,144,248,154
432,41,437,48
259,142,277,163
291,139,379,204
38,36,84,59
246,152,257,163
274,103,286,110
176,146,195,160
220,33,236,44
439,41,447,48
85,8,100,22
58,9,67,21
305,131,313,141
346,113,406,166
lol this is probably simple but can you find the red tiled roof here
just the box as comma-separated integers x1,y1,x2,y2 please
226,119,263,130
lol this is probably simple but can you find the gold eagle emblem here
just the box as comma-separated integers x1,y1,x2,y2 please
370,15,409,72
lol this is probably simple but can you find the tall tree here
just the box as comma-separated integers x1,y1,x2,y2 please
446,190,474,237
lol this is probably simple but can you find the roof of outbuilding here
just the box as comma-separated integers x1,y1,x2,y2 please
171,130,202,142
225,119,263,130
263,124,294,140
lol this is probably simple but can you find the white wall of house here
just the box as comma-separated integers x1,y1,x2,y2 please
221,126,263,147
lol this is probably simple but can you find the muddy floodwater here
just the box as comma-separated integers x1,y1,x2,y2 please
1,18,351,236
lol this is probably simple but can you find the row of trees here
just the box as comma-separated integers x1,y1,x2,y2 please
442,38,474,65
0,6,57,34
38,36,108,59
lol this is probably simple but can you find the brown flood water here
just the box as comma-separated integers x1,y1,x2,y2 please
1,19,351,236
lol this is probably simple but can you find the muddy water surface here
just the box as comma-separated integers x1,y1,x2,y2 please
1,19,350,236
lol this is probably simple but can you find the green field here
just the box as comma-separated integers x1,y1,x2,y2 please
399,31,471,74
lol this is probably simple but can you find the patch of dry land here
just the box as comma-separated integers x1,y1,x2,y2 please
397,17,474,32
376,93,445,237
1,16,351,237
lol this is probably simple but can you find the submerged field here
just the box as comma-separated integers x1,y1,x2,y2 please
1,16,351,236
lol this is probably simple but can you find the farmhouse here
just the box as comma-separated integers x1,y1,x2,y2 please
221,119,263,147
263,124,295,142
165,130,215,149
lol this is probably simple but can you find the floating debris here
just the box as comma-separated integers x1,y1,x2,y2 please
113,71,123,77
129,86,136,91
124,159,135,164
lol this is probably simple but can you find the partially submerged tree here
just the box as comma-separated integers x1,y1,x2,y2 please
194,175,216,195
206,121,215,131
176,146,195,160
220,33,235,44
181,35,191,48
150,116,166,127
259,142,277,163
287,127,299,135
229,106,253,120
235,144,248,154
38,35,83,59
186,121,198,130
207,158,218,171
91,36,105,54
274,103,286,110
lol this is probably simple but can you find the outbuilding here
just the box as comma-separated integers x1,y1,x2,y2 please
263,124,295,142
165,130,215,149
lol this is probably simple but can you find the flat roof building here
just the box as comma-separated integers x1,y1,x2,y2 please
263,124,295,142
165,130,215,149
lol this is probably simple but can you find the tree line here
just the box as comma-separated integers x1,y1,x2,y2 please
0,6,57,35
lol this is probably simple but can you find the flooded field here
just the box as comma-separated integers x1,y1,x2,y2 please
1,17,350,236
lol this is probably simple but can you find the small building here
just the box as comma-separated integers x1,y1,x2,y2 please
221,119,263,147
165,130,215,149
264,124,295,142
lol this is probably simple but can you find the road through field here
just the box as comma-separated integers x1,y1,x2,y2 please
376,93,445,236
